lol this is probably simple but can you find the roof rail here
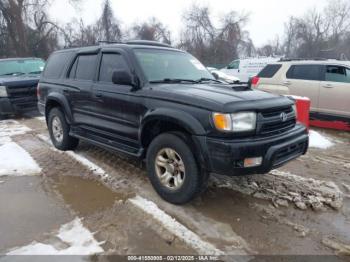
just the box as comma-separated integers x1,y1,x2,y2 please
98,40,123,45
279,57,329,62
125,40,172,48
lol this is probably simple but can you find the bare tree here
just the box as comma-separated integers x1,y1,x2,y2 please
97,0,122,42
131,17,171,44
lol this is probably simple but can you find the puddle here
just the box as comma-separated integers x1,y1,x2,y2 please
45,175,129,217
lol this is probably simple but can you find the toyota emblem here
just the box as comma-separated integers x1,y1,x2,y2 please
280,112,288,122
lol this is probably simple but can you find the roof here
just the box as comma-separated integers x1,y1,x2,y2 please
57,40,175,54
274,59,350,67
0,57,43,62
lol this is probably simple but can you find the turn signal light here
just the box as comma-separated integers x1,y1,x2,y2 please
212,113,232,131
244,157,263,168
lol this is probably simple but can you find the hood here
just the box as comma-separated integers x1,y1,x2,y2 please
147,83,294,112
0,75,40,88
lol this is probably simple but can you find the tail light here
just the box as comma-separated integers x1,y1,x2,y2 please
251,76,260,87
36,84,40,98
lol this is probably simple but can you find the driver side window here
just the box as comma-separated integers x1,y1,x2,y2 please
99,53,130,83
227,60,240,70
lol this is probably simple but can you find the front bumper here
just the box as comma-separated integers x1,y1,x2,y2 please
193,124,309,176
0,96,38,116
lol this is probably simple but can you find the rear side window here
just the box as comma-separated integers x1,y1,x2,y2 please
43,52,72,79
258,64,282,78
286,65,322,81
99,53,130,82
325,65,350,83
71,54,98,81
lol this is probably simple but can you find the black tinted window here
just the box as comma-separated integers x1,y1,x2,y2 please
258,64,282,78
286,65,322,81
326,65,350,83
44,52,72,79
99,53,129,82
75,54,97,81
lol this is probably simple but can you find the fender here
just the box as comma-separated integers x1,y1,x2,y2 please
45,92,73,124
140,108,207,139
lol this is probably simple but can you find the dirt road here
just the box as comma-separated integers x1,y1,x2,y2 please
0,114,349,259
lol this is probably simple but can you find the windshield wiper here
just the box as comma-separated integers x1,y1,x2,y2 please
150,78,198,84
0,72,25,76
28,70,43,75
195,78,222,84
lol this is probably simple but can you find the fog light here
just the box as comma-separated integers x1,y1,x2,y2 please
244,157,263,168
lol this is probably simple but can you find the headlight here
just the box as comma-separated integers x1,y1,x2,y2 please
0,86,8,97
213,112,257,132
292,104,297,116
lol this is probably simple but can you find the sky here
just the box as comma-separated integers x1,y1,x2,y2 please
49,0,329,47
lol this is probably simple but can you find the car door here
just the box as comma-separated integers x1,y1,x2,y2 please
284,64,322,113
64,52,99,125
221,60,240,78
318,64,350,118
91,50,144,150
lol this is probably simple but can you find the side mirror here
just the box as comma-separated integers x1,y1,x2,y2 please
112,70,133,86
212,72,219,80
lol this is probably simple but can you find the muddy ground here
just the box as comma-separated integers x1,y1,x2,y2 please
0,113,349,260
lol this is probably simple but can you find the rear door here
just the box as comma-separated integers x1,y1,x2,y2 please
318,64,350,118
64,52,99,125
284,64,323,112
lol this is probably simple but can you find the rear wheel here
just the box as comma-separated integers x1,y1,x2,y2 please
48,107,79,151
146,133,207,204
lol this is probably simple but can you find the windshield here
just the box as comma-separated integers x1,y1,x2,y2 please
134,49,214,82
0,59,45,76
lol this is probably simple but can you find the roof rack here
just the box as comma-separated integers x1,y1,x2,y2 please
279,57,329,62
97,40,173,48
125,40,172,48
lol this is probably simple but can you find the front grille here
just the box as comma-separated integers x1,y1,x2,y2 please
273,141,306,167
7,86,36,98
258,106,296,136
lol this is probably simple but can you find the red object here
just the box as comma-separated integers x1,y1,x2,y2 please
310,119,350,131
285,95,310,130
251,76,260,87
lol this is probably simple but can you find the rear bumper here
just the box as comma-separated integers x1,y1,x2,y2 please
0,96,38,115
193,124,309,176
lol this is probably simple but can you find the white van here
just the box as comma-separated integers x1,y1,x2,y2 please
220,57,281,82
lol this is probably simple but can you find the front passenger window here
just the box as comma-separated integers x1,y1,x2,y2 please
326,65,350,83
99,53,130,83
227,60,240,70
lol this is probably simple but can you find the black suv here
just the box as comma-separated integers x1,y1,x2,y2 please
38,41,309,204
0,58,45,118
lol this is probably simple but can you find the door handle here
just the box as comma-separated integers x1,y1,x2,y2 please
63,89,68,93
283,81,291,86
323,84,333,88
95,93,103,98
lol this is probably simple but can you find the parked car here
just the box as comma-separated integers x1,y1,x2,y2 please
221,57,281,83
38,40,308,204
252,59,350,126
0,57,45,118
207,67,240,84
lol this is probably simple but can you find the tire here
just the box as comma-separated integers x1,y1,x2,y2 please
146,132,207,204
48,107,79,151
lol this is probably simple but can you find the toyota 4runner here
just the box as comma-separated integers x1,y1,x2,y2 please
38,41,309,204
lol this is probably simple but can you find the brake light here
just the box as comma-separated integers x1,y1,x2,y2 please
251,76,260,87
36,84,40,98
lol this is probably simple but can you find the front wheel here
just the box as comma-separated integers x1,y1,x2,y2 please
48,107,79,151
146,133,207,204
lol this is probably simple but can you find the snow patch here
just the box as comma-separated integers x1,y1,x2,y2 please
8,217,104,255
0,142,41,176
309,130,334,149
211,169,343,211
129,195,224,255
0,120,31,142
